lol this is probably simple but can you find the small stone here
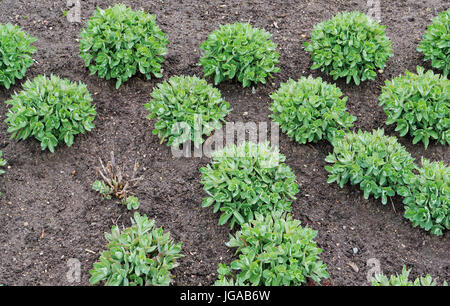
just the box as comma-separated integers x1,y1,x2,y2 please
353,247,358,254
24,222,28,226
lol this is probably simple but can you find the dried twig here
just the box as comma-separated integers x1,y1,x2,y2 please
96,151,143,199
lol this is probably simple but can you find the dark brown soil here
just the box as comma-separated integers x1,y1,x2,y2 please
0,0,449,286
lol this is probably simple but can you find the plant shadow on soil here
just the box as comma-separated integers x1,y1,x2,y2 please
0,0,448,285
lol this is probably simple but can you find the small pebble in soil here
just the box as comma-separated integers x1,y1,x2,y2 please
353,247,358,254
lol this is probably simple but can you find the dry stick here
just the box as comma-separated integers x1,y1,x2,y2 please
389,196,397,214
97,151,143,200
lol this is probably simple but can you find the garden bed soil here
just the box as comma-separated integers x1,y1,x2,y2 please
0,0,448,285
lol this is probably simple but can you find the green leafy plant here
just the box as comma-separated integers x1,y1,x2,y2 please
304,11,393,85
89,212,183,286
270,76,356,144
122,196,140,210
200,142,299,229
215,211,329,286
92,152,142,210
378,66,449,148
145,75,231,147
417,9,450,77
0,151,5,176
325,129,416,205
92,180,113,200
79,4,168,88
199,22,280,87
398,158,449,236
0,23,37,89
372,266,448,286
5,75,96,152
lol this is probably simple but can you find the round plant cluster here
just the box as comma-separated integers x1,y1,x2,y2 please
417,9,450,77
304,11,393,85
199,22,280,87
5,75,96,152
399,158,449,236
145,75,231,147
0,23,37,89
79,4,168,88
200,142,299,229
270,76,356,144
325,129,416,205
378,66,449,148
215,211,329,286
90,212,183,286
